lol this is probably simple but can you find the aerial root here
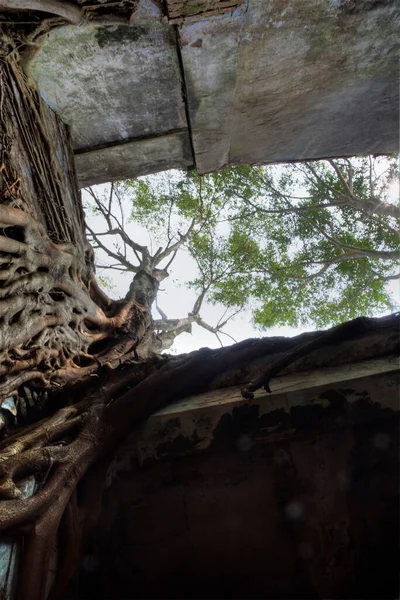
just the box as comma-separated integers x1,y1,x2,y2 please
0,204,149,401
241,316,380,399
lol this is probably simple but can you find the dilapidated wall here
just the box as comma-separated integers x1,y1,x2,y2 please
72,361,399,599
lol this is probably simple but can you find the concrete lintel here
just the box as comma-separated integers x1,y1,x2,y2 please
76,130,193,187
155,357,400,417
31,0,399,185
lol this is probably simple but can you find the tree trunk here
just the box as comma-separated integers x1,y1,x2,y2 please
0,46,161,405
0,43,161,600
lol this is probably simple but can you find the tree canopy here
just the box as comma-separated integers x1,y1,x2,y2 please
85,155,399,348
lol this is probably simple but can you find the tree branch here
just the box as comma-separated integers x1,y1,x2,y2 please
155,300,168,321
86,225,139,274
86,187,149,259
0,0,83,24
154,219,196,267
267,250,400,281
347,195,400,220
328,159,353,197
238,196,343,216
370,270,400,283
326,160,400,219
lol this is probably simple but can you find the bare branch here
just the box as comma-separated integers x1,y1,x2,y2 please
192,283,211,316
166,194,175,245
368,155,374,200
108,182,114,217
266,263,332,281
333,246,400,261
267,250,400,281
301,162,341,197
114,186,126,232
238,196,343,216
86,225,139,273
86,187,150,259
164,249,178,272
347,196,400,220
95,265,127,272
325,160,400,219
215,332,223,347
344,158,354,193
215,308,242,331
370,270,400,283
154,219,196,267
216,306,230,328
194,315,236,342
328,159,353,197
218,330,238,344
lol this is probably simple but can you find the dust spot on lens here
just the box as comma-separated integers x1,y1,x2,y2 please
373,432,391,450
285,500,304,521
236,434,254,452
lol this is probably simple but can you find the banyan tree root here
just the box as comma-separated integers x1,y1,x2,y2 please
0,203,154,401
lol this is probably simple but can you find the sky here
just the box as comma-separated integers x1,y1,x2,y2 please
82,165,399,355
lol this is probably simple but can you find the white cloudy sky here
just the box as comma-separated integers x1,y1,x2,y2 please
82,169,399,354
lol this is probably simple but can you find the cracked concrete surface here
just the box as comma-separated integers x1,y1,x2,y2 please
31,0,399,186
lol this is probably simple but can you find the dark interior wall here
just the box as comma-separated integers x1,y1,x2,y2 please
76,378,399,600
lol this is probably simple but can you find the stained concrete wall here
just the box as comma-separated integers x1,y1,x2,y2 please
180,0,399,173
31,0,399,186
59,318,399,599
74,364,399,599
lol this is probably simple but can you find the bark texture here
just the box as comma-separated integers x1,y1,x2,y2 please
0,46,166,599
0,49,162,409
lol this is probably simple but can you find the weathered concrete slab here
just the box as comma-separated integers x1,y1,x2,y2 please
76,131,194,187
32,19,188,151
31,0,399,184
180,0,399,173
30,1,194,185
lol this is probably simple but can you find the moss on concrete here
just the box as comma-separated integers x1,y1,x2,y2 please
95,24,151,48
